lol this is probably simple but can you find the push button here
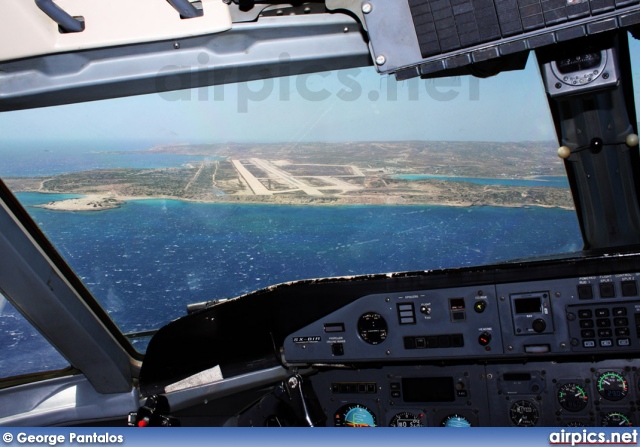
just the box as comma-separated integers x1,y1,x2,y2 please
613,308,627,317
621,280,638,297
599,283,615,298
450,334,464,347
578,285,593,299
426,336,438,348
614,317,629,327
397,303,416,325
438,335,451,348
331,343,344,356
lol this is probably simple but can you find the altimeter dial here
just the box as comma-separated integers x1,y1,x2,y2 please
389,412,423,427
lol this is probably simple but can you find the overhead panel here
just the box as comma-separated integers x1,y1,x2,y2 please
360,0,640,77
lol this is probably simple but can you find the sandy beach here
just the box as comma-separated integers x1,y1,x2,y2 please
35,195,125,211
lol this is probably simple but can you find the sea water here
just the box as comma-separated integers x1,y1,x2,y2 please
17,194,582,333
0,143,210,177
0,149,584,376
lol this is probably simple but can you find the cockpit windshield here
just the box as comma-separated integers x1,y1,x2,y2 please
0,52,591,376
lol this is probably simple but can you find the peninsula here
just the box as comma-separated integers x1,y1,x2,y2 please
4,141,574,211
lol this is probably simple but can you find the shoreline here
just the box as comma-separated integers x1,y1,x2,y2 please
28,192,575,212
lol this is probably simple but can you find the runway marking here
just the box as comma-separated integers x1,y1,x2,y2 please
231,160,273,195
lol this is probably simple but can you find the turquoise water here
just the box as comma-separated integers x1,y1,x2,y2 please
392,174,569,188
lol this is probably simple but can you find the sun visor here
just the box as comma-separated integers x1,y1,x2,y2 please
0,0,232,62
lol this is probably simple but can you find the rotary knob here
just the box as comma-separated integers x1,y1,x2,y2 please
478,332,491,346
474,301,487,313
532,319,546,333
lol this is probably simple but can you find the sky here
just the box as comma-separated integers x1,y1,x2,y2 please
0,36,638,147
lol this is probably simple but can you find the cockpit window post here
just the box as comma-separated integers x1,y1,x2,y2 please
538,31,640,250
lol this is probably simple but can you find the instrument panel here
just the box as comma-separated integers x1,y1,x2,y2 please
276,272,640,427
305,360,640,427
284,272,640,363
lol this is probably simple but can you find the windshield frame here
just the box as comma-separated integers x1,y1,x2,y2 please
0,180,140,390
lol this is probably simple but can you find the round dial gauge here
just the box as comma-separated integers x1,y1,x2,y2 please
334,404,377,427
441,414,472,427
558,383,589,412
510,400,539,427
556,53,602,74
357,312,388,345
597,372,628,401
389,412,423,427
550,51,607,88
601,412,632,427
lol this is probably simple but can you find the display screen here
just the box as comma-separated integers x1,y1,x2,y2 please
514,297,542,314
503,372,532,381
402,377,455,402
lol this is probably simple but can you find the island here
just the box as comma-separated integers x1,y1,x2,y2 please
3,141,574,211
